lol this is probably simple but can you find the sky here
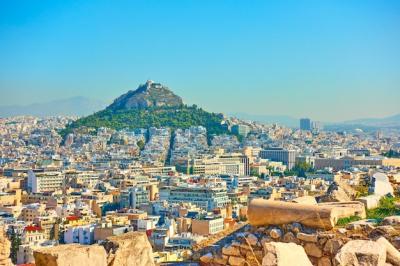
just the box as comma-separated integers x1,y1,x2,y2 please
0,0,399,122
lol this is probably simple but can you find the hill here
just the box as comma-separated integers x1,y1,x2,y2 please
0,97,106,118
61,81,228,136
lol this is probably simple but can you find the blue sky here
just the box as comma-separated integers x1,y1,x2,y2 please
0,0,399,122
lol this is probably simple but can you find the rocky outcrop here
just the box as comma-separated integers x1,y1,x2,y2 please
335,240,386,266
102,231,155,266
107,80,183,111
0,228,13,266
33,231,154,266
263,242,313,266
34,244,107,266
318,181,356,203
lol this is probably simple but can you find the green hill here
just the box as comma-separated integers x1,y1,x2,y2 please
61,81,229,137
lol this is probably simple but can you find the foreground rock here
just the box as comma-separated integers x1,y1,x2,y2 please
102,231,155,266
335,240,386,266
248,198,340,229
0,228,13,266
34,244,107,266
263,242,313,266
376,237,400,266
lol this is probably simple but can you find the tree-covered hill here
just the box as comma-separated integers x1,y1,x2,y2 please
61,105,228,136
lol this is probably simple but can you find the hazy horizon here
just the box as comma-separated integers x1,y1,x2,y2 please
1,1,399,121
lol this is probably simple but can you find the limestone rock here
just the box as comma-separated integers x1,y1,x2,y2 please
246,233,259,246
34,244,107,266
318,257,332,266
283,232,298,243
269,228,282,239
335,240,386,266
262,242,312,266
200,253,213,263
382,216,400,226
229,256,246,266
297,232,318,243
376,237,400,266
222,245,241,256
0,229,13,266
304,242,323,258
102,231,155,266
323,239,343,255
318,181,355,202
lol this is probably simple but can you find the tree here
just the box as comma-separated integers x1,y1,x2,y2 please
136,140,145,151
9,228,21,264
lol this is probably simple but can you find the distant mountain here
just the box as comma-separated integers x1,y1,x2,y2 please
0,97,106,118
341,113,400,127
61,81,229,137
324,113,400,132
229,112,299,127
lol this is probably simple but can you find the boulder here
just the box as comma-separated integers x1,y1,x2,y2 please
382,216,400,226
33,244,107,266
376,237,400,266
357,195,382,210
262,242,312,266
0,228,13,266
318,181,355,203
335,240,386,266
102,231,155,266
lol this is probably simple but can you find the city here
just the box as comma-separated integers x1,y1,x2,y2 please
1,1,400,266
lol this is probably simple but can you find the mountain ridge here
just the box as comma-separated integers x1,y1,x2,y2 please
0,97,106,118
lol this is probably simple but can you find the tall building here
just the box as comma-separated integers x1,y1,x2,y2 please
300,118,312,131
259,148,297,170
27,170,64,193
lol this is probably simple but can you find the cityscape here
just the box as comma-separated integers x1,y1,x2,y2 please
1,1,400,266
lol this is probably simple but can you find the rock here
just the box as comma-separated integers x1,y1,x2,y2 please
200,253,213,263
318,181,355,202
357,195,382,209
269,228,282,239
107,80,183,111
382,216,400,226
246,233,259,246
376,237,400,266
292,196,318,205
222,245,241,256
248,199,340,230
369,226,398,239
214,256,228,265
335,240,386,266
283,232,298,243
297,232,318,243
323,239,343,255
289,222,303,233
229,256,246,266
102,231,155,266
262,242,312,266
0,228,13,266
346,219,376,231
304,242,323,258
318,257,332,266
34,244,107,266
